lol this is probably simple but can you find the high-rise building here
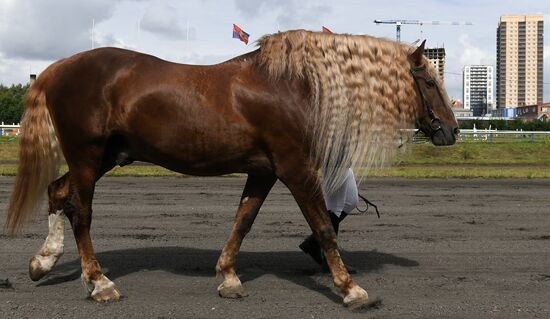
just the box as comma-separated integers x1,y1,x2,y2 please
463,65,494,116
424,48,445,82
496,14,544,109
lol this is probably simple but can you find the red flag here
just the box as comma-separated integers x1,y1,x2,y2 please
232,24,250,44
322,26,333,34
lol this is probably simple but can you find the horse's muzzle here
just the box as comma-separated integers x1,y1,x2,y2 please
430,125,458,146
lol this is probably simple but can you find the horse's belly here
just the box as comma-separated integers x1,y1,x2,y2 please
154,152,273,176
117,79,274,175
127,123,272,176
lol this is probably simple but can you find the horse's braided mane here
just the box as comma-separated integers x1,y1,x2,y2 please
256,30,426,190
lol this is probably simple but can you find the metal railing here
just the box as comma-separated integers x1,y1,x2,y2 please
457,129,550,143
410,129,550,143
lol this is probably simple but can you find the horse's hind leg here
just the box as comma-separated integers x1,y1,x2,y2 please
29,173,70,281
53,144,121,302
216,174,276,298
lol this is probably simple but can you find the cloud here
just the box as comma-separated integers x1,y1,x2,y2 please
234,0,332,29
276,3,331,29
0,54,50,86
457,34,493,66
0,0,123,60
140,3,196,40
234,0,266,17
180,52,236,65
95,31,131,50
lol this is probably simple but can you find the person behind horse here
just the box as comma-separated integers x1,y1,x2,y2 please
300,168,358,266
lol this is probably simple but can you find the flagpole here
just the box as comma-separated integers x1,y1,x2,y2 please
186,20,189,42
91,18,95,49
137,18,141,50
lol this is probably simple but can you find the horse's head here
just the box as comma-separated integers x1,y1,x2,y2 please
408,41,459,146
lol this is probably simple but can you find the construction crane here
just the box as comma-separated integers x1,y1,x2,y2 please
373,19,473,42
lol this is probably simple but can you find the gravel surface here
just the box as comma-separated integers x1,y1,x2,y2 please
1,177,549,318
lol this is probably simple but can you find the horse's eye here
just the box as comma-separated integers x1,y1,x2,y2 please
426,80,436,88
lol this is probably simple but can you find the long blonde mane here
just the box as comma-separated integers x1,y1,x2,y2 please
257,30,424,190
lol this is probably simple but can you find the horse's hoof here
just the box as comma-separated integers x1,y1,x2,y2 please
29,256,49,281
29,254,61,281
89,275,122,302
91,285,122,302
343,286,369,310
217,282,248,298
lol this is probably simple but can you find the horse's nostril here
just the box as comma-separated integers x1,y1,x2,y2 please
453,127,460,135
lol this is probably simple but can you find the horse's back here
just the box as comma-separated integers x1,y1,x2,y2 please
37,48,290,175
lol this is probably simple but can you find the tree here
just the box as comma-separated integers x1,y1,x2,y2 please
0,84,28,124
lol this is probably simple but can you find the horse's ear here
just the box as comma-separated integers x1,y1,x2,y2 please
410,40,426,65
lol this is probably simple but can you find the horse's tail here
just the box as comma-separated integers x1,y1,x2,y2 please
6,80,62,234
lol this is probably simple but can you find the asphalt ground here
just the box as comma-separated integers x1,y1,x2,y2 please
1,177,549,318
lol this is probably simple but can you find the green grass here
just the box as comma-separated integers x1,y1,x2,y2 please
0,164,182,177
0,136,19,161
0,164,244,178
2,136,550,178
364,166,550,179
395,140,550,165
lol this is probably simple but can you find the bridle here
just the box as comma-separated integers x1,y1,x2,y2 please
409,64,444,134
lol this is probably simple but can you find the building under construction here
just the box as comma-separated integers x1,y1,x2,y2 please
424,48,446,82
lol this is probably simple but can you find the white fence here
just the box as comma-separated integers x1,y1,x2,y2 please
410,129,550,143
457,129,550,143
0,123,20,136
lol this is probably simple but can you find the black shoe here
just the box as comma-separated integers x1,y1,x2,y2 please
300,211,348,266
299,235,323,265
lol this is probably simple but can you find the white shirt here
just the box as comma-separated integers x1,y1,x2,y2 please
322,168,358,217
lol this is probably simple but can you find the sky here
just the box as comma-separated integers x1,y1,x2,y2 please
0,0,549,102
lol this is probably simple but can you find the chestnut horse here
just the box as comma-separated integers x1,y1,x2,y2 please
6,30,458,309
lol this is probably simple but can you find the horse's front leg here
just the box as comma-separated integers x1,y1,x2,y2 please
216,174,276,298
276,159,369,309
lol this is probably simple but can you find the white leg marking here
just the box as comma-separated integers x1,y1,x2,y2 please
218,275,241,291
87,274,122,301
241,196,249,204
30,211,65,279
91,275,116,296
218,274,247,298
343,285,369,309
81,273,94,294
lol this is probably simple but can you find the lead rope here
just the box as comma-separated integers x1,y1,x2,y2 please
356,194,380,218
